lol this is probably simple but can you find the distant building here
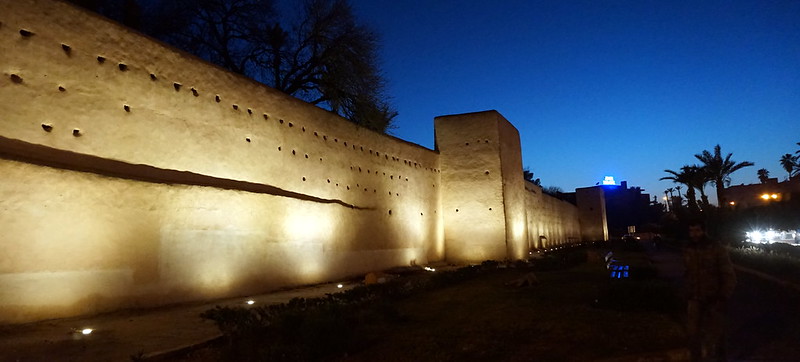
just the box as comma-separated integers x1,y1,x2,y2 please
567,181,658,237
723,176,800,209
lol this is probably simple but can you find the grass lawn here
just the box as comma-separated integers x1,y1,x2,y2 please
167,244,800,361
730,244,800,285
175,256,689,362
341,264,685,361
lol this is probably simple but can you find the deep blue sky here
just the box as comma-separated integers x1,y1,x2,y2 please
349,0,800,204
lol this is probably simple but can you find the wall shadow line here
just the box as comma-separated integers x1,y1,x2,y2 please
0,136,368,210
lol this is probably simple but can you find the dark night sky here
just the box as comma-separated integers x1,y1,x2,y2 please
347,0,800,204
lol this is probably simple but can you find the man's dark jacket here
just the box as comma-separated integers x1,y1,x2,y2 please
684,237,737,302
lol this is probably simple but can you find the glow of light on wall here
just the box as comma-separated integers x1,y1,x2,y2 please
397,200,430,265
282,205,339,282
602,176,616,185
511,218,527,259
196,259,235,293
164,191,273,295
283,206,335,243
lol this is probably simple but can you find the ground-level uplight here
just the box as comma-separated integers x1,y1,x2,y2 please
245,300,255,305
337,284,343,288
424,266,436,272
81,328,93,335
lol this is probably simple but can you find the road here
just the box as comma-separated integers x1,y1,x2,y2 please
643,240,800,361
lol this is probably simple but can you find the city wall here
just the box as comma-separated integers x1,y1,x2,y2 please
0,0,602,323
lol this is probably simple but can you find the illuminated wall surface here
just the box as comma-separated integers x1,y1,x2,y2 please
0,0,605,323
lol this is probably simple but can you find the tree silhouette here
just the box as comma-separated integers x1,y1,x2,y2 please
757,168,770,183
779,153,799,179
68,0,397,132
522,167,541,186
661,166,700,213
694,145,754,206
690,165,712,210
543,186,564,197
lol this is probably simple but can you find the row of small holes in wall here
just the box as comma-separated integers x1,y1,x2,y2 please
8,29,88,139
454,207,494,212
10,26,443,173
11,28,278,127
275,146,435,193
272,138,441,186
274,118,441,173
387,209,436,216
464,139,491,146
348,165,416,183
38,123,83,136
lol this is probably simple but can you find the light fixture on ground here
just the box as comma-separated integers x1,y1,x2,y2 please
337,284,343,288
245,300,255,305
80,328,93,335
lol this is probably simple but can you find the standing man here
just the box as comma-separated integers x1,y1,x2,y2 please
684,220,737,361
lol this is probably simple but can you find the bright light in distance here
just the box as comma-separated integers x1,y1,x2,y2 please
771,194,778,199
81,328,93,335
761,194,770,200
729,201,735,205
602,176,616,185
246,300,255,305
424,266,436,272
766,230,777,240
337,284,343,288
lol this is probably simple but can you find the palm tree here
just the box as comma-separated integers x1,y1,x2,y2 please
693,166,712,209
695,145,754,206
779,153,799,179
757,168,770,183
661,166,700,213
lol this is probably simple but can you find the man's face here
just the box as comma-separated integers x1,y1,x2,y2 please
688,225,705,242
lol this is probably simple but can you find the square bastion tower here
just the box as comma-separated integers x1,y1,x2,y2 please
435,111,530,263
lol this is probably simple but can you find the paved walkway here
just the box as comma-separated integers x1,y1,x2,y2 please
642,242,685,280
0,282,355,362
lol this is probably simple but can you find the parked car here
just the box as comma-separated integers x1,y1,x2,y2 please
621,234,641,243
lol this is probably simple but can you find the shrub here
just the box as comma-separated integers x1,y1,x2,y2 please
730,245,800,285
